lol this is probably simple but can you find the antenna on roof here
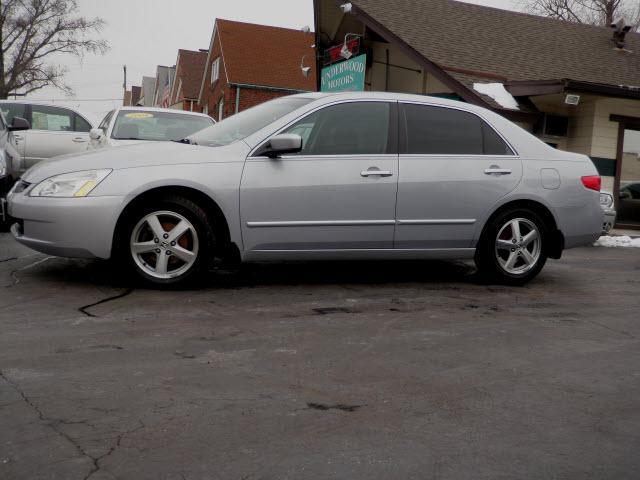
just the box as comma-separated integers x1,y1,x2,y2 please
610,18,632,50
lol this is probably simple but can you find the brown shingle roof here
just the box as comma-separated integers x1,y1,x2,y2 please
217,19,316,91
174,49,208,101
352,0,640,88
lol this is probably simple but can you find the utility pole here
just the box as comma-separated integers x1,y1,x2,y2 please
123,65,127,91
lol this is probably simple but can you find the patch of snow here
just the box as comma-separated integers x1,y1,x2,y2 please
473,83,520,110
594,235,640,248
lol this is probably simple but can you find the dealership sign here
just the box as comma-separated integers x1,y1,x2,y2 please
320,54,366,92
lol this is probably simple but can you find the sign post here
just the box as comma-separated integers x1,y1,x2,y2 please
320,54,366,93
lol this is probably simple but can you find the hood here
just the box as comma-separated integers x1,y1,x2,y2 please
22,141,245,183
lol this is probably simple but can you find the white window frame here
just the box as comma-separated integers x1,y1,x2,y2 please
211,58,220,84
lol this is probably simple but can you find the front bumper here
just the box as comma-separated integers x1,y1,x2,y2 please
7,192,125,259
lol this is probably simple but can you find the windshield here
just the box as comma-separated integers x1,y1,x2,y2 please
188,97,314,147
111,111,214,141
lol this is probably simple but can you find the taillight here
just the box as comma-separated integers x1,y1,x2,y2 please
581,175,601,192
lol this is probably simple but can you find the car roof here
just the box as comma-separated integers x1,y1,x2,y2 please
0,99,94,123
291,91,484,110
116,106,212,118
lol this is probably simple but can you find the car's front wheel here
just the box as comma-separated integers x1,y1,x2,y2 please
117,195,215,287
475,208,548,285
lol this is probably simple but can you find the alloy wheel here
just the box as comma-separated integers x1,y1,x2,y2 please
494,217,541,276
130,210,199,279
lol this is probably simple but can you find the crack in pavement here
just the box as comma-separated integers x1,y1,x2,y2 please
306,402,364,412
6,256,53,287
0,257,17,263
0,370,145,480
78,288,135,317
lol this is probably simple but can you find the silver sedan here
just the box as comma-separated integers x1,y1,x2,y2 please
7,92,603,287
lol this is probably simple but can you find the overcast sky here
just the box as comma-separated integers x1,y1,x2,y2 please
25,0,518,123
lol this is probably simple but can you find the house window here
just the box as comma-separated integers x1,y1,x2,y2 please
218,98,224,121
211,58,220,84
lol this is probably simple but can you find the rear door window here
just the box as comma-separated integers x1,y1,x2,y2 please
400,103,513,155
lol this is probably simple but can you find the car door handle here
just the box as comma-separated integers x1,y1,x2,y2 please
484,167,512,175
361,169,393,177
73,137,88,143
13,135,23,140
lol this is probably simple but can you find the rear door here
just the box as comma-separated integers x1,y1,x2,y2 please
395,103,522,249
24,105,91,168
240,100,399,252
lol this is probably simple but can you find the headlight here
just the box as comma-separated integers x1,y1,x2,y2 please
600,192,614,209
30,169,112,198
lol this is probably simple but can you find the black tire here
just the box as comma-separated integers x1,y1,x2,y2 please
115,195,216,288
475,208,548,286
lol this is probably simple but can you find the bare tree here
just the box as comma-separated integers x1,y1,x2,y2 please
0,0,108,99
520,0,640,30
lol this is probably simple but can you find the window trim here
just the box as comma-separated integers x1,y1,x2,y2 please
250,99,399,158
211,58,220,84
398,101,518,157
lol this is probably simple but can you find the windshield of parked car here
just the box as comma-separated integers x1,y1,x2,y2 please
111,111,213,141
188,97,314,147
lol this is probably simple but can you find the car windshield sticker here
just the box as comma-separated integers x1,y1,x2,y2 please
124,112,154,119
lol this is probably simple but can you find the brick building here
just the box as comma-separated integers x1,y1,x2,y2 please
198,19,317,121
169,49,208,112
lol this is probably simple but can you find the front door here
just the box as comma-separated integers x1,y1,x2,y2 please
24,105,91,168
240,101,398,252
395,103,523,249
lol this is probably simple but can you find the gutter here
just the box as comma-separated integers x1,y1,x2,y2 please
505,79,640,101
228,82,312,94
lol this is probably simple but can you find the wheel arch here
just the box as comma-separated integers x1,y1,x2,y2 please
112,185,234,257
476,198,564,259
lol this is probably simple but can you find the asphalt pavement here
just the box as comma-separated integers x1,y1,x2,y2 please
1,232,639,479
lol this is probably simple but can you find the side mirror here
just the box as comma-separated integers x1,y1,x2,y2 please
619,190,631,200
8,117,30,131
89,128,103,141
265,134,302,158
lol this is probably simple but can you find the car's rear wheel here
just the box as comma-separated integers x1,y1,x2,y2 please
475,208,548,285
118,195,215,287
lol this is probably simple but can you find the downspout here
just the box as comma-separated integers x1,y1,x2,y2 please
235,86,240,114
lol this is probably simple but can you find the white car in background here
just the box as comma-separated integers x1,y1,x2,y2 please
89,107,215,149
0,100,94,174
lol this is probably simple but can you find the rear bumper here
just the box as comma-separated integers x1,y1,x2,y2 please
8,193,125,259
556,200,604,249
